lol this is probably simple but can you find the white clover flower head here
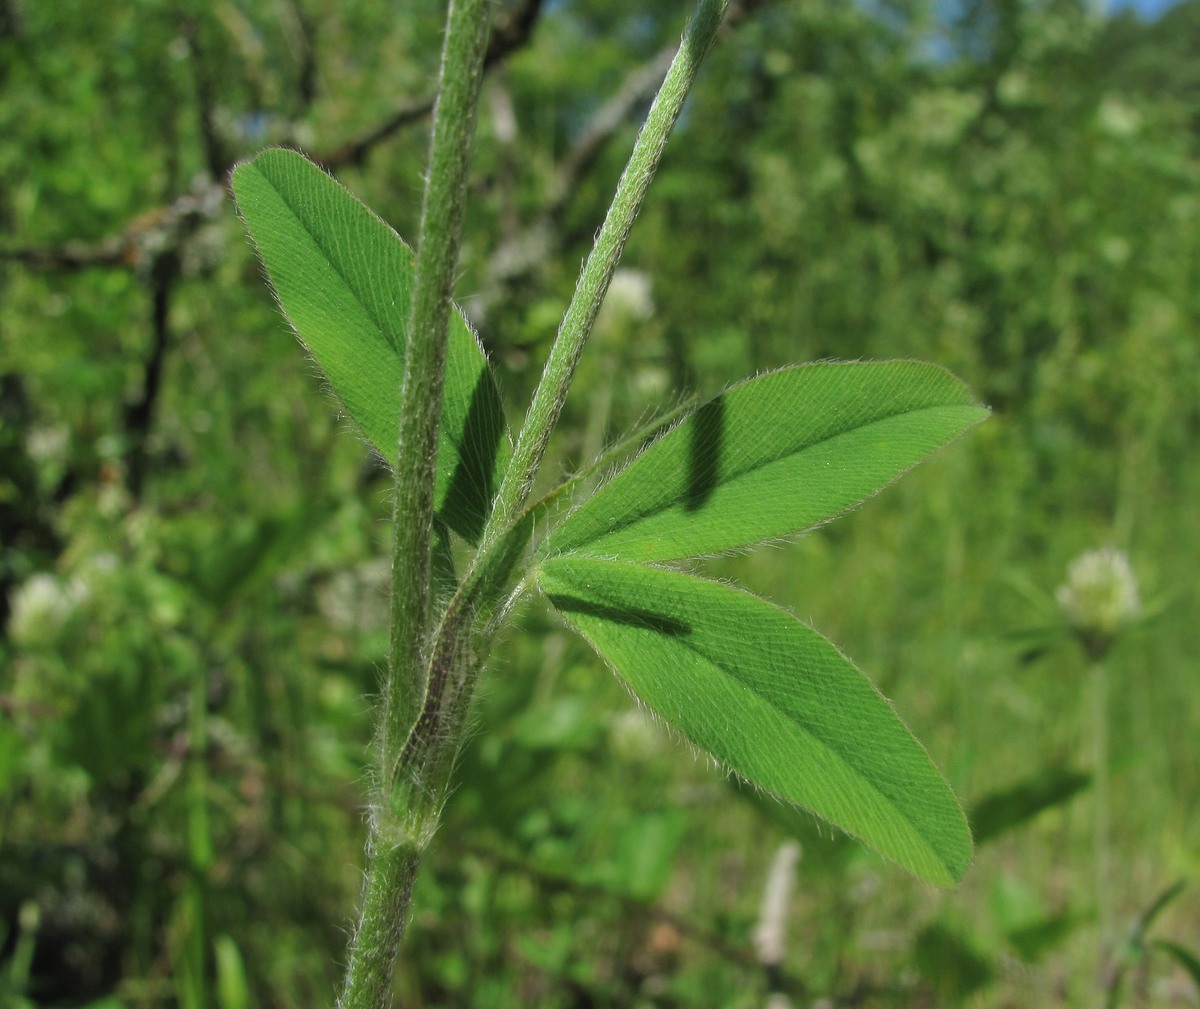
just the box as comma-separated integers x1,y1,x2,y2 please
7,572,84,648
25,424,69,464
1056,547,1140,656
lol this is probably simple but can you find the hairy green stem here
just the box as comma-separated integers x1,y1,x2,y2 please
383,0,492,802
341,2,730,1003
486,0,730,537
339,1,492,1006
337,844,422,1009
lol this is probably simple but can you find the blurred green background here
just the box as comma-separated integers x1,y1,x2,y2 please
2,0,1198,1006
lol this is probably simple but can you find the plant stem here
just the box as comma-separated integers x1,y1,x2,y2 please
485,0,731,537
1093,659,1114,990
339,1,492,1006
383,0,492,800
338,843,422,1009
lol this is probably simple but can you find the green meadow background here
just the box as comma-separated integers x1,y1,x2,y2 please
2,0,1197,1005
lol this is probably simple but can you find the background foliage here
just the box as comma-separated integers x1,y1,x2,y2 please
2,0,1198,1006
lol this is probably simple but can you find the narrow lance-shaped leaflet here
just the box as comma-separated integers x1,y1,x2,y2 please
231,148,510,543
538,556,973,887
540,360,987,562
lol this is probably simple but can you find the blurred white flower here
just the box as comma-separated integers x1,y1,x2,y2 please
1096,96,1140,139
7,573,86,648
602,269,655,323
25,424,69,464
1056,547,1141,656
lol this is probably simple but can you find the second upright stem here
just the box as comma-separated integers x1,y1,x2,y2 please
486,0,731,538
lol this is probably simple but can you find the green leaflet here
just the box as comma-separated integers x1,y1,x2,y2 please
231,148,509,542
538,556,972,885
540,361,987,561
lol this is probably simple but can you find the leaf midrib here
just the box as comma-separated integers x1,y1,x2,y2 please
260,164,404,361
559,599,951,877
669,622,944,857
552,401,976,556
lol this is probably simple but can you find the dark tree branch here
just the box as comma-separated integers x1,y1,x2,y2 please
1,0,760,284
486,71,522,241
1,0,545,271
279,0,318,117
0,180,226,274
468,0,772,321
123,251,178,500
466,43,677,321
316,0,545,169
0,375,63,628
551,45,678,214
0,240,131,271
315,96,436,171
484,0,545,69
180,14,229,182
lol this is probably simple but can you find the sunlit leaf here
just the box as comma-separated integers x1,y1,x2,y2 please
231,148,509,542
538,555,972,885
541,361,986,561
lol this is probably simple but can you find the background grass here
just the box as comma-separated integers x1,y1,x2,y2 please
2,0,1198,1005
